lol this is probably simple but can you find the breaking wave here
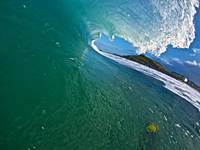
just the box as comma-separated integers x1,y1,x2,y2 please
80,0,199,56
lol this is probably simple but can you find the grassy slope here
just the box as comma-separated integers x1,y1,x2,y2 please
99,49,200,92
123,54,171,75
122,54,200,92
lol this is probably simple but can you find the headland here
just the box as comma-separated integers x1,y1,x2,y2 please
99,50,200,93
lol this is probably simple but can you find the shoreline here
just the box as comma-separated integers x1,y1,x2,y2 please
99,49,200,93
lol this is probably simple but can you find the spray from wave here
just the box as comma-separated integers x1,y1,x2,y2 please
85,0,200,110
80,0,199,56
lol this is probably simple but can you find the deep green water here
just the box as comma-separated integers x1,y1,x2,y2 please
0,0,200,149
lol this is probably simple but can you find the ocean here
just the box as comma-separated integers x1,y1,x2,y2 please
0,0,200,149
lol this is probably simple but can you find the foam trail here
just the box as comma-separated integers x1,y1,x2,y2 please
91,40,200,111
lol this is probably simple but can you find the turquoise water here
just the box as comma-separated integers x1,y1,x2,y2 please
0,0,200,149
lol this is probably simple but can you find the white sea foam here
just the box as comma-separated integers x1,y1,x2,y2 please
85,0,199,56
175,124,181,128
92,40,200,111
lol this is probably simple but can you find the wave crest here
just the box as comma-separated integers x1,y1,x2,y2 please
80,0,199,56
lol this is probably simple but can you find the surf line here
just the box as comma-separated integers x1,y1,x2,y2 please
91,40,200,111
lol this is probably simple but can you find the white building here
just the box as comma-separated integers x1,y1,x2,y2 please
183,77,188,83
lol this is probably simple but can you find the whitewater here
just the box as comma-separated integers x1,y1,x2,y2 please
0,0,200,149
83,0,199,56
92,40,200,111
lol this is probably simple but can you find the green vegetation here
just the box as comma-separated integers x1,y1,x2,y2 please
105,51,200,92
123,54,168,73
135,55,167,71
122,54,185,82
122,54,200,92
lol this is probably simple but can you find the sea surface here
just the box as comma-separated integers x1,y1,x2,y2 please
0,0,200,149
